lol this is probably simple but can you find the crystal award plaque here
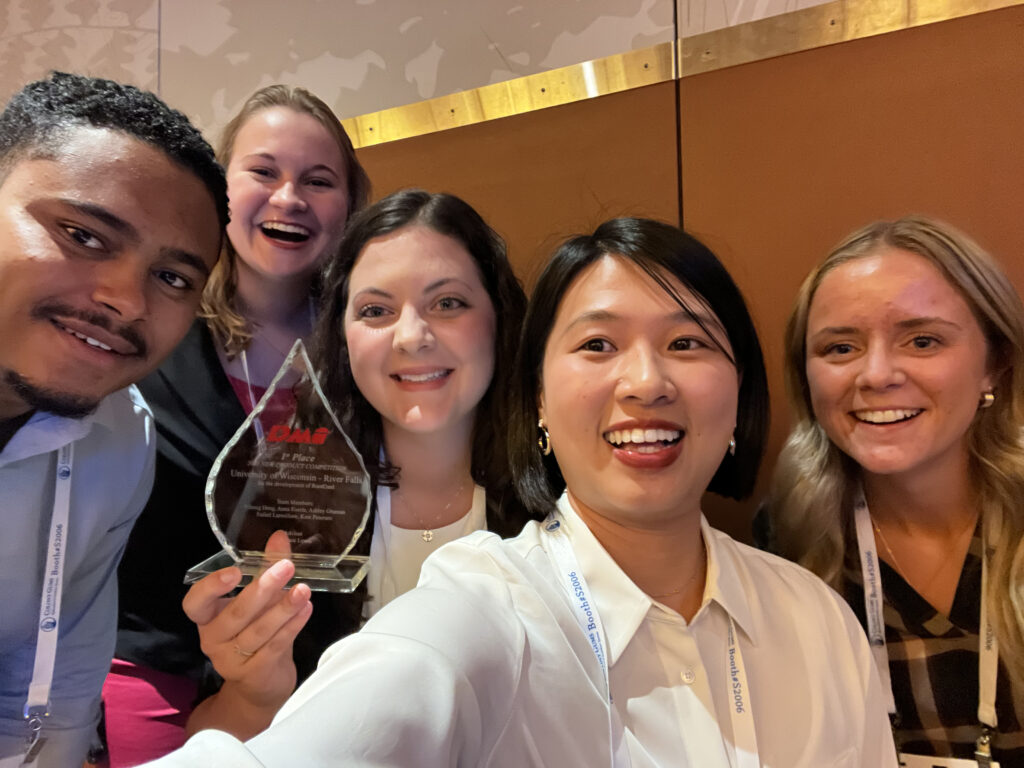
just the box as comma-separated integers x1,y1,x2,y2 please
185,340,372,592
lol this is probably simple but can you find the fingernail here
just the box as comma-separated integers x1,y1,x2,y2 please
266,559,292,580
220,568,239,585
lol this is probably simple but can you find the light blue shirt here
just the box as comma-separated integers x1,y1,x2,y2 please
0,386,154,767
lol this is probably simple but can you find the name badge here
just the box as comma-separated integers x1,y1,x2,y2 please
899,753,1000,768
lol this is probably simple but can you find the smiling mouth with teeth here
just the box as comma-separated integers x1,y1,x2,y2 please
260,222,311,243
391,370,452,383
604,427,683,453
853,408,923,425
55,322,116,353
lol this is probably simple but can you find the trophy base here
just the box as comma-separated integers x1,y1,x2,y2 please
184,551,370,593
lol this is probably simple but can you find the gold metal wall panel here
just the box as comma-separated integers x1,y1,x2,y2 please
679,0,1024,76
342,0,1022,148
343,43,676,148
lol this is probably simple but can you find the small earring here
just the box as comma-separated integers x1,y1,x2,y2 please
728,436,736,456
537,418,552,456
979,390,995,409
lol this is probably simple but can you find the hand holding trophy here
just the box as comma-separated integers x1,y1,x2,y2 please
186,340,372,592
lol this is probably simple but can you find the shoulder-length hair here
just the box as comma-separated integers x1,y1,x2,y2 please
201,84,371,356
508,217,770,517
312,188,531,536
768,215,1024,685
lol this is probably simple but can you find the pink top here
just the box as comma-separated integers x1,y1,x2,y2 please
225,374,299,427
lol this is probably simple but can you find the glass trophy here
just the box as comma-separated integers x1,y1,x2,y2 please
185,340,372,592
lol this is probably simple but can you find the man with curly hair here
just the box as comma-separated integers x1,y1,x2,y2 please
0,72,227,767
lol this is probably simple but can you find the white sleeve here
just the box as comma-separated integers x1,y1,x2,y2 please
836,597,899,768
141,540,524,768
138,730,266,767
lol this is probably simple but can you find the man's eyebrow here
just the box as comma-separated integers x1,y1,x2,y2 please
60,199,139,241
161,247,211,278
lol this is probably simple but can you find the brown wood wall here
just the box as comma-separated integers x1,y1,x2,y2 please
356,5,1024,541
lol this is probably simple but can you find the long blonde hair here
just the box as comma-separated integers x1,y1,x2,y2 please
201,85,371,356
768,215,1024,685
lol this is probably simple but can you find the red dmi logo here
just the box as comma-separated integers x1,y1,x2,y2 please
266,425,330,445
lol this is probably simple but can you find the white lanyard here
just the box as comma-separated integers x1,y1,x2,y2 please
16,443,74,765
853,494,999,767
725,617,760,768
544,511,760,768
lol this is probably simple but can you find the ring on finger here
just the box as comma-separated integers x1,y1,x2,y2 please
233,642,257,658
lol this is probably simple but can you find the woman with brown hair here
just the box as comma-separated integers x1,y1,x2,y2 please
765,216,1024,764
107,85,369,766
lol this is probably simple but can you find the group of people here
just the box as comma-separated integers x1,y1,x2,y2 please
0,70,1021,768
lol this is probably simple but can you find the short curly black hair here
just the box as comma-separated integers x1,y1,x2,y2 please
0,71,228,229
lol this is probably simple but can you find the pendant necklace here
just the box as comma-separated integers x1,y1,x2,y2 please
394,478,470,542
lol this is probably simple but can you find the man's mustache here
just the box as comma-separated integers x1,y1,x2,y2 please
32,301,148,357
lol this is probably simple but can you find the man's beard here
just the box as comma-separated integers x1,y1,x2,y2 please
3,369,99,418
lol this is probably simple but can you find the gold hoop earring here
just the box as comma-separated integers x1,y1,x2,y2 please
979,391,995,409
537,418,552,456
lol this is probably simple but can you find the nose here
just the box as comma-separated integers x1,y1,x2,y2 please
855,343,906,391
393,304,435,354
90,259,148,322
269,180,307,212
616,343,676,405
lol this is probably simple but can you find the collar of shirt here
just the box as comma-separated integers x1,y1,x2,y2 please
0,386,136,466
555,494,759,667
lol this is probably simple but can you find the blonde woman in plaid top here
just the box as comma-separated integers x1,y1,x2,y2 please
765,216,1024,765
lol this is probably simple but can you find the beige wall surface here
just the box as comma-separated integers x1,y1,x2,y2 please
0,0,157,106
158,0,675,135
3,0,834,136
677,0,833,36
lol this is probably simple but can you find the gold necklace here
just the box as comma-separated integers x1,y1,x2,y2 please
870,513,978,590
393,479,471,542
649,549,706,599
870,519,910,583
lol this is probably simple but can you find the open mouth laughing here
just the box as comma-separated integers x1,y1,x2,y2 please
260,221,312,244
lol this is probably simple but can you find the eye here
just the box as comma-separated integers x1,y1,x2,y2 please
910,335,939,350
356,304,389,320
670,337,706,351
434,296,467,312
824,342,855,356
577,338,613,353
62,225,104,250
248,167,274,179
306,177,335,189
155,270,192,290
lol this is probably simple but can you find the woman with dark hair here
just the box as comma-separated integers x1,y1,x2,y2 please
108,84,370,765
765,216,1024,763
177,189,532,739
147,218,894,767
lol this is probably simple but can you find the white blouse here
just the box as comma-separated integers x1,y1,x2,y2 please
146,496,896,767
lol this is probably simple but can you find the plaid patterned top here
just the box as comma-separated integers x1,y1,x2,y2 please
843,533,1024,764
